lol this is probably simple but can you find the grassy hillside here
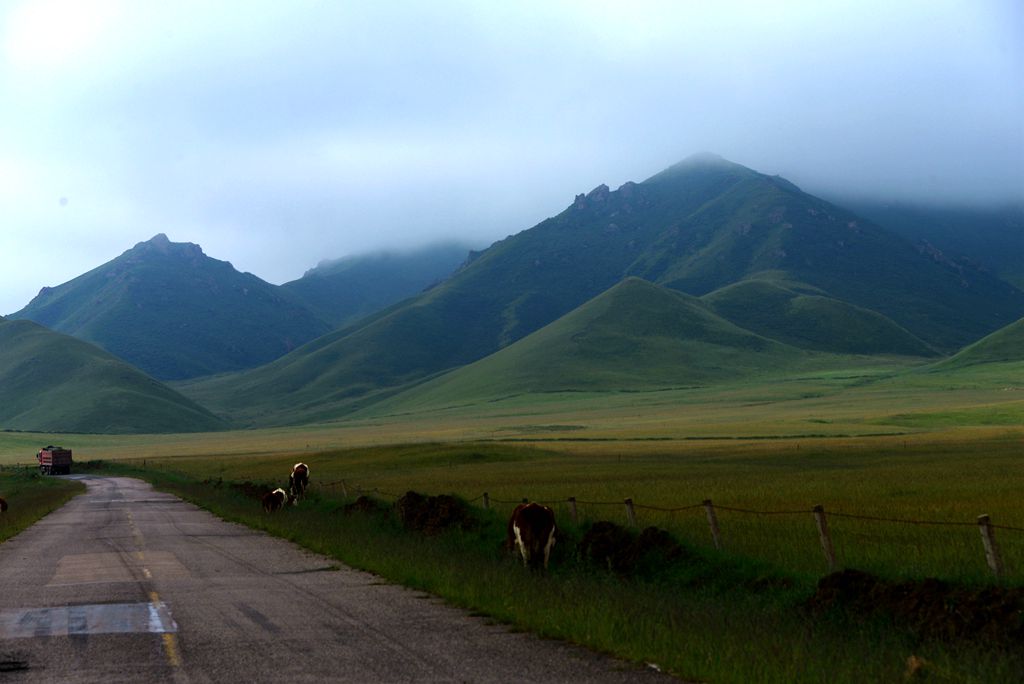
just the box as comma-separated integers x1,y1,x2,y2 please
937,317,1024,368
365,278,826,411
703,277,937,356
629,158,1024,350
0,319,225,433
280,242,472,327
11,234,331,380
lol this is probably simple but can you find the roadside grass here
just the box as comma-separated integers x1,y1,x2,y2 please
88,460,1024,683
111,431,1024,585
0,468,85,543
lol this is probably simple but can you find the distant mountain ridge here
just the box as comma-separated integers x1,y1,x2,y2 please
280,242,473,327
178,154,1024,426
12,234,332,380
835,200,1024,290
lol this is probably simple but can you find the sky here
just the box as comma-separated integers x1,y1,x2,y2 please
1,0,1021,315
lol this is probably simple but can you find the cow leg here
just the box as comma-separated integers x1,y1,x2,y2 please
542,527,556,569
512,523,529,566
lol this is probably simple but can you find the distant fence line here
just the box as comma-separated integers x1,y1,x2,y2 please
314,478,1020,579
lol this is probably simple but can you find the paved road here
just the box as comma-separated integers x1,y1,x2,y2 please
0,476,677,682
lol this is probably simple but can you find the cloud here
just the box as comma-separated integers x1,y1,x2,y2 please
0,0,1021,314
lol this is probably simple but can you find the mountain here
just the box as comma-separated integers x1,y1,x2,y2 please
622,156,1023,348
280,242,472,327
178,155,1024,425
702,277,936,356
834,200,1024,290
0,318,225,433
359,278,818,411
11,234,332,380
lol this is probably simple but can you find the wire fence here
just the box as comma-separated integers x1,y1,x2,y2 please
312,477,1021,580
13,459,1016,581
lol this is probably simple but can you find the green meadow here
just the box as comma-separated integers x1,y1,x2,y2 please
3,357,1021,584
2,357,1022,681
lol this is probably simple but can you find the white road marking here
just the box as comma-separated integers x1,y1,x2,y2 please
0,602,177,639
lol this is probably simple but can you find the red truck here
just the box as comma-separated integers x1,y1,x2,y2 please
37,446,73,475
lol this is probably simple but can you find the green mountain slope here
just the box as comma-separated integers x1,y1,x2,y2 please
625,157,1023,349
280,242,472,327
0,319,225,433
11,234,331,380
179,155,1024,425
702,277,937,356
835,200,1024,290
363,278,819,410
938,318,1024,369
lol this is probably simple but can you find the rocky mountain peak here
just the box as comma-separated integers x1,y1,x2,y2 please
132,233,205,260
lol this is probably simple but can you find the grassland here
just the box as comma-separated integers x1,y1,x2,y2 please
2,358,1021,681
3,356,1020,579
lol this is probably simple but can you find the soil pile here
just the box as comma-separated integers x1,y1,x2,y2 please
578,522,687,577
394,491,477,536
808,569,1024,645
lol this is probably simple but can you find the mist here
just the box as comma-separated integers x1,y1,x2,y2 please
1,0,1021,315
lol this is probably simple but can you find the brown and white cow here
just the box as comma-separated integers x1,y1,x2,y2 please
261,488,290,513
507,503,557,570
289,462,310,503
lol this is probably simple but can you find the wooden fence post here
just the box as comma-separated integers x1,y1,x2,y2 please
568,497,578,525
813,505,837,573
624,498,638,527
482,492,490,510
703,499,722,550
977,514,1005,578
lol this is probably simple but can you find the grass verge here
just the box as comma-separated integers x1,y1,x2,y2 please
0,468,85,543
87,460,1024,683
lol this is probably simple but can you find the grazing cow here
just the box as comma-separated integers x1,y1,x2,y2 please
261,488,290,513
507,503,557,570
0,496,7,513
289,462,310,503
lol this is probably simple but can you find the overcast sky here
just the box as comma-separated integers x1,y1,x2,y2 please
1,0,1021,315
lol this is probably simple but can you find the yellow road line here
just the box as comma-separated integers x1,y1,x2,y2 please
162,632,183,668
149,591,182,668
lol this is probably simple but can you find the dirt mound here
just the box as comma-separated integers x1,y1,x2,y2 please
578,522,687,576
394,491,476,536
344,496,386,515
808,569,1024,645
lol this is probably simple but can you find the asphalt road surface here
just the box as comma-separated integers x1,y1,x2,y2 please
0,476,679,682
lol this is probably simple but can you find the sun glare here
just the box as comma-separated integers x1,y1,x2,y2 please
4,0,121,69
